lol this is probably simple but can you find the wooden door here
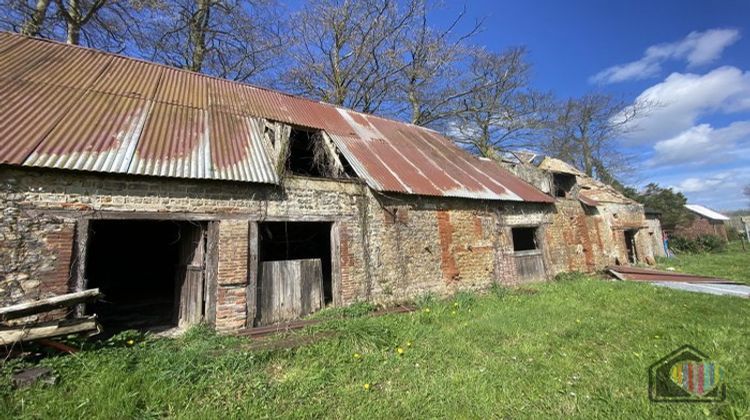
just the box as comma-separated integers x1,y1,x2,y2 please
256,258,323,326
514,250,546,283
175,223,205,327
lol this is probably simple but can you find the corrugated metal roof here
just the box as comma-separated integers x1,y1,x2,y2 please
685,204,730,221
0,32,552,202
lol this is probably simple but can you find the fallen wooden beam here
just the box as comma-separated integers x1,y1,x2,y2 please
0,316,101,345
0,289,102,322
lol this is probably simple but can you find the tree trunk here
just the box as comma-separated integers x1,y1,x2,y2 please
65,0,81,45
21,0,51,36
188,0,211,72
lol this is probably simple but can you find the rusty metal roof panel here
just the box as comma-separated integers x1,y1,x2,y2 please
24,91,149,173
0,79,85,164
0,36,111,89
330,109,553,202
91,55,163,99
154,67,209,109
209,111,278,183
130,102,210,179
0,32,553,199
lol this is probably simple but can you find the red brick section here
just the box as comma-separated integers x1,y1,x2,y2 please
38,222,75,321
39,222,75,296
436,211,459,283
472,215,483,237
215,220,249,332
675,217,728,242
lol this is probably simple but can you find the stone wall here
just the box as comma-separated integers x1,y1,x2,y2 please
1,164,660,333
0,167,369,332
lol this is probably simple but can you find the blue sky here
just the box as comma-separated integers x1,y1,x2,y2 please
428,0,750,211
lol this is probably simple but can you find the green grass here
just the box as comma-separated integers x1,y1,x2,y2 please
657,241,750,285
2,271,749,418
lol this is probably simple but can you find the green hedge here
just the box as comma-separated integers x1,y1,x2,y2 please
670,234,726,253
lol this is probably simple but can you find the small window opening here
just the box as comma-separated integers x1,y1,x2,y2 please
512,227,538,252
257,222,333,326
553,173,576,198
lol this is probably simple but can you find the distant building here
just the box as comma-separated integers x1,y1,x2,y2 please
675,205,730,242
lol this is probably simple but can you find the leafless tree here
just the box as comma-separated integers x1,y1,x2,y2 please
542,93,648,181
449,48,551,159
393,4,481,127
138,0,285,82
283,0,420,113
1,0,144,51
744,184,750,201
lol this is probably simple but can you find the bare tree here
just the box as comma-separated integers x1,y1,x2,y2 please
393,4,481,127
449,48,550,159
1,0,143,51
0,0,57,37
744,184,750,201
542,93,647,180
283,0,419,113
138,0,284,82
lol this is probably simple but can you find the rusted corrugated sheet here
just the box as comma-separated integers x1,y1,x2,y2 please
0,32,551,201
607,266,739,284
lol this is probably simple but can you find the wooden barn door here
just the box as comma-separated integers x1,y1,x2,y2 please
174,223,206,327
256,258,323,326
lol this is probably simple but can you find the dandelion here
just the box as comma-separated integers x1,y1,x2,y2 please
126,339,135,346
396,347,404,355
406,341,412,347
576,319,581,323
423,308,431,313
451,310,457,315
363,383,371,391
453,302,459,307
353,353,361,359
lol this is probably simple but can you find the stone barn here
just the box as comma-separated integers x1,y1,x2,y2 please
675,204,730,242
0,33,659,334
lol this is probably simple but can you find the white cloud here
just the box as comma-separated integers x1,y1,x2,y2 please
622,66,750,143
649,121,750,166
673,175,728,193
659,167,750,210
591,28,740,84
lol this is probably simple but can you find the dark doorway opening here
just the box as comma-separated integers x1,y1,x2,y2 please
625,229,638,264
256,222,333,325
86,220,205,333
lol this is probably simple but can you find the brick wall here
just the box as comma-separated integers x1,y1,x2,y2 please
674,216,728,242
215,220,249,332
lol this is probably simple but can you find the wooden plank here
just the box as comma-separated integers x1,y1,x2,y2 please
514,252,545,282
176,224,205,327
256,258,323,326
0,316,100,344
73,218,89,317
246,222,258,327
204,221,219,327
0,289,101,322
300,259,323,315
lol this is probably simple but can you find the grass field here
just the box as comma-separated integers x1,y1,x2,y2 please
1,250,749,419
657,241,750,285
